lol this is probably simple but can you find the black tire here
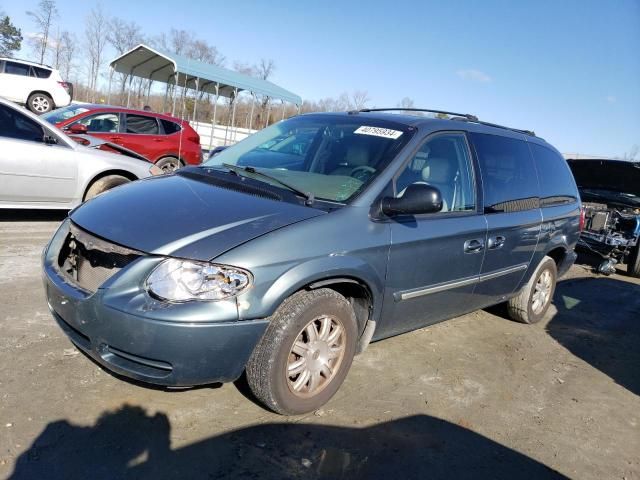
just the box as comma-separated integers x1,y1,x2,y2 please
155,156,183,173
27,92,54,114
246,288,358,415
628,244,640,278
84,175,130,201
507,256,557,324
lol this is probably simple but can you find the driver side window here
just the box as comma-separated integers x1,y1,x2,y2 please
0,105,45,143
75,113,120,133
395,133,476,213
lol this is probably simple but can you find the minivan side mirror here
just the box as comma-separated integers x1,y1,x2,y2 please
67,123,88,134
381,183,443,216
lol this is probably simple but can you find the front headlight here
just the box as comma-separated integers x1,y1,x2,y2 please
146,258,251,302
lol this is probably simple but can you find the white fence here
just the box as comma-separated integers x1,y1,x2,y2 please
192,121,257,151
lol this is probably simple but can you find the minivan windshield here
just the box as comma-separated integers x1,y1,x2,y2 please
204,115,413,203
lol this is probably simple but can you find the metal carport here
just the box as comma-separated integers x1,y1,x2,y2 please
107,44,302,145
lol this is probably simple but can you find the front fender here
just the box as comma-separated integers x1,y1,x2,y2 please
236,254,385,323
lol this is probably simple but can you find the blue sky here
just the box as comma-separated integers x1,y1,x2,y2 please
4,0,639,157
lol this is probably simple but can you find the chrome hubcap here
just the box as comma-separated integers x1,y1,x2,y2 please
286,315,346,398
531,269,552,314
32,96,50,112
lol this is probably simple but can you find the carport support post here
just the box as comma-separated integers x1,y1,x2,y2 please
106,66,114,104
171,72,180,116
208,84,219,151
126,69,134,108
227,88,238,146
192,78,200,123
264,99,271,128
163,74,173,112
281,100,286,120
248,93,255,131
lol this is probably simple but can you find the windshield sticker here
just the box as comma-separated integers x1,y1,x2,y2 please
354,126,403,139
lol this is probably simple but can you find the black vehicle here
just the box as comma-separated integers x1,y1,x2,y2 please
567,158,640,277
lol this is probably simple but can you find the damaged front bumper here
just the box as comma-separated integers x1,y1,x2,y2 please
42,219,268,386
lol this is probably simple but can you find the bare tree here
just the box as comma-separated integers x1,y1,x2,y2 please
170,29,193,55
59,31,75,80
349,90,370,110
397,97,415,109
623,144,639,161
84,4,107,101
107,18,143,96
26,0,58,63
188,39,225,65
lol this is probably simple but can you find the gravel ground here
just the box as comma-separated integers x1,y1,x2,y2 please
0,211,638,480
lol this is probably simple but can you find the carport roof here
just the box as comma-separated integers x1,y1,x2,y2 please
109,44,302,105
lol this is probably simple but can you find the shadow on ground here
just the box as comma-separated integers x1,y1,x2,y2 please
547,276,640,396
0,209,68,222
9,405,566,480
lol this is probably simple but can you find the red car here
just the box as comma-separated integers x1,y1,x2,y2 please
43,104,202,172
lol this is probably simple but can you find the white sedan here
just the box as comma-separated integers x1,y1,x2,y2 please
0,98,161,209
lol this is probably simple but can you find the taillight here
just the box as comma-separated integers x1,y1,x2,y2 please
188,133,200,144
579,207,586,231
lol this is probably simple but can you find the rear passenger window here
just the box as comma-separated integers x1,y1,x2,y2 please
471,133,539,213
126,114,159,134
160,119,181,134
31,66,52,78
4,61,30,76
529,143,578,206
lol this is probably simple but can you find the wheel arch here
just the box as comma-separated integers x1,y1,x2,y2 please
238,255,385,342
82,169,138,201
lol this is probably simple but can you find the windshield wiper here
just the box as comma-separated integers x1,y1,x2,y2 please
222,163,315,205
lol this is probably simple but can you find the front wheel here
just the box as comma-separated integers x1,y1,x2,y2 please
155,156,182,174
246,288,358,415
627,244,640,278
27,93,54,114
507,256,557,324
84,175,130,201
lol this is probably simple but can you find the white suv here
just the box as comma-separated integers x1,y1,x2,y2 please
0,58,72,114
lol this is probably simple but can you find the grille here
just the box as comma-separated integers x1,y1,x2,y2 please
56,223,141,293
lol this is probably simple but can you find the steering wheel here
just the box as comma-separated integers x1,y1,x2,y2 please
350,165,376,181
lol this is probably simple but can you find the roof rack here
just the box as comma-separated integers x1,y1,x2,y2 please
359,108,478,122
358,107,535,137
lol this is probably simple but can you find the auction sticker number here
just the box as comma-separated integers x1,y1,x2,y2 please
354,126,403,139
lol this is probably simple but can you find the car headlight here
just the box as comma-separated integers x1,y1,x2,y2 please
146,258,251,302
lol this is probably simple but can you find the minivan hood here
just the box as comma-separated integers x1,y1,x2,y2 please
70,172,326,261
568,159,640,198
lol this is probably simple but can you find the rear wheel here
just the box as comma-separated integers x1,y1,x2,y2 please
627,244,640,278
246,288,357,415
155,156,182,173
27,93,53,114
507,256,557,324
84,175,130,201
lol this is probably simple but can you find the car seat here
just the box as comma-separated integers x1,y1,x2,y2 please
421,157,457,212
330,143,370,176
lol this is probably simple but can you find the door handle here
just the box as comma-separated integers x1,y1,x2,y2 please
488,236,506,249
109,136,122,141
464,239,485,253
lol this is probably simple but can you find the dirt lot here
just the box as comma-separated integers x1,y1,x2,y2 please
0,211,638,480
